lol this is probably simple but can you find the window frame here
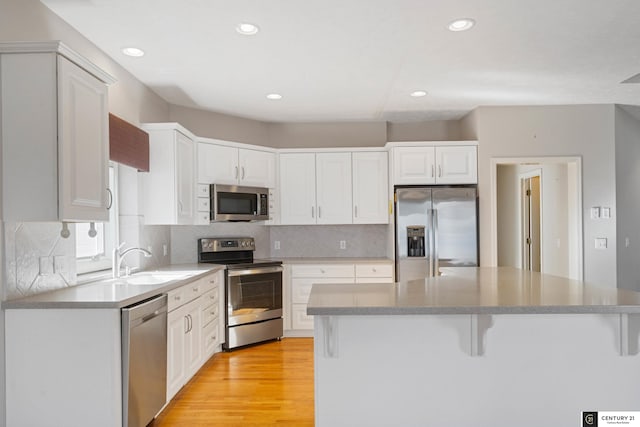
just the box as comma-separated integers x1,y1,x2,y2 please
75,163,119,275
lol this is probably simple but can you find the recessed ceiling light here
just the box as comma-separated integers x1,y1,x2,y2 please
410,90,428,97
448,18,475,32
236,22,259,35
266,93,282,100
121,47,145,57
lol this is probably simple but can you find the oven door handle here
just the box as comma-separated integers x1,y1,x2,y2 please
227,266,283,277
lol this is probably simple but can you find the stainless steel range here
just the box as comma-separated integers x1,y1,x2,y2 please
198,237,283,350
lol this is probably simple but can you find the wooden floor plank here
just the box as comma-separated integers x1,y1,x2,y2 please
152,337,314,426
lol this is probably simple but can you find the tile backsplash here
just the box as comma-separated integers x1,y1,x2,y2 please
269,224,388,258
3,221,76,300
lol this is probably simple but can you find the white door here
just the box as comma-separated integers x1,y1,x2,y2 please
239,148,276,188
184,299,203,378
175,131,195,224
352,152,388,224
392,147,436,185
57,56,109,221
166,308,187,401
279,153,317,224
197,143,239,185
435,146,477,184
316,153,352,224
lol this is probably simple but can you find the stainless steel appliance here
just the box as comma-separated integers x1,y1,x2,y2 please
198,237,283,350
121,294,168,427
209,184,269,222
395,186,478,281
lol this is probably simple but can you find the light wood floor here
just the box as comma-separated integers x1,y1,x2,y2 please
152,338,314,427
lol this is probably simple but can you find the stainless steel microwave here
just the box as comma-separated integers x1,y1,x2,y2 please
210,184,269,221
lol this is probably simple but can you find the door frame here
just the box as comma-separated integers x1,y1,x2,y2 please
489,156,583,280
519,169,542,272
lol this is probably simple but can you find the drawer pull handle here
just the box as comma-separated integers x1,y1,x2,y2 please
174,295,181,301
373,268,377,272
193,287,199,292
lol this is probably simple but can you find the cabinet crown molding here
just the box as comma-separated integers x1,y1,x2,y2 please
0,40,117,85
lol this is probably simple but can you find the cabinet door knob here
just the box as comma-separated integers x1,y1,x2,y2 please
241,167,245,179
235,166,239,179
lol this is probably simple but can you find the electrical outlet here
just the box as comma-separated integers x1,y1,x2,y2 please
601,207,611,219
590,207,600,219
274,241,281,250
595,238,608,249
340,240,346,250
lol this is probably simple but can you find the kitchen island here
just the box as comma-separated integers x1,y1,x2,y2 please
307,267,640,427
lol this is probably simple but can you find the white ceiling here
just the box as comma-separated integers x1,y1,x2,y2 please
41,0,640,123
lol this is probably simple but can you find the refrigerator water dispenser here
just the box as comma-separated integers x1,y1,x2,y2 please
407,226,425,257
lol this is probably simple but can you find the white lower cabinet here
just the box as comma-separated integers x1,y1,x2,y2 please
287,262,393,332
166,270,224,402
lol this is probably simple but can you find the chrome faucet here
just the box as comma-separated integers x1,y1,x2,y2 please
112,242,153,278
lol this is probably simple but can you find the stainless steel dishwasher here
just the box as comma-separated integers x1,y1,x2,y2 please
122,294,168,427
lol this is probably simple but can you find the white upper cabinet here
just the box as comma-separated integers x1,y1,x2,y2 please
435,145,478,184
197,140,275,188
352,152,389,224
279,153,316,225
316,153,352,224
392,143,477,185
0,42,115,222
140,124,195,225
279,150,389,226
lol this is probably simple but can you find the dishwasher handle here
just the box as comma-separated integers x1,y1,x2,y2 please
122,294,168,328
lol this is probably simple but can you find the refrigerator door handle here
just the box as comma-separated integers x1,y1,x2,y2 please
427,209,434,277
434,209,440,276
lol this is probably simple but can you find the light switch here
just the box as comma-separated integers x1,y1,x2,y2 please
339,240,346,250
274,241,281,250
590,207,600,219
601,207,611,219
595,238,608,249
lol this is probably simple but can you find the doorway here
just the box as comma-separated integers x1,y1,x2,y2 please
521,172,541,272
491,157,583,280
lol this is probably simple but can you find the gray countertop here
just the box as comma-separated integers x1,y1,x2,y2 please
2,264,225,309
307,267,640,315
281,257,393,264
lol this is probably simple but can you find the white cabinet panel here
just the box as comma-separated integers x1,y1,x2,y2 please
239,148,276,188
166,306,187,401
140,125,196,225
176,131,195,223
291,264,355,278
197,142,238,185
393,144,477,185
291,277,356,304
57,56,109,221
316,153,353,224
279,153,317,224
355,263,394,278
198,142,276,188
1,45,112,222
393,146,436,185
292,303,315,330
435,145,478,184
353,152,388,224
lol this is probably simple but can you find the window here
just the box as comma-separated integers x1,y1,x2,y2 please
76,164,119,275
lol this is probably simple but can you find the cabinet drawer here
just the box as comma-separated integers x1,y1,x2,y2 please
202,319,220,357
167,287,187,312
291,277,355,303
197,197,210,212
197,184,210,197
201,302,219,327
355,263,394,278
195,211,210,224
291,303,314,330
291,264,355,278
202,286,220,307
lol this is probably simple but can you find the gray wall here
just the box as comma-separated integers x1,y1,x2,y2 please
268,122,387,148
169,104,270,146
473,105,617,286
387,120,462,141
615,106,640,291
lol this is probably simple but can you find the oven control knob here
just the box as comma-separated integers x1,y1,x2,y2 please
241,241,246,247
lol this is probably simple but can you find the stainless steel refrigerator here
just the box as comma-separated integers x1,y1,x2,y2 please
395,186,478,281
